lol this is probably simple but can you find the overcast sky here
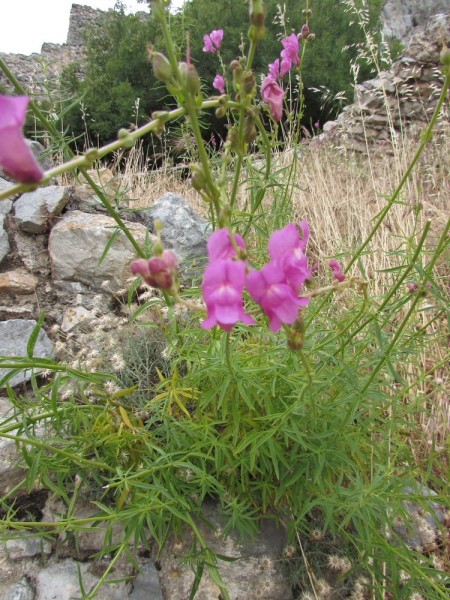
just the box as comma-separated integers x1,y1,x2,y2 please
0,1,184,55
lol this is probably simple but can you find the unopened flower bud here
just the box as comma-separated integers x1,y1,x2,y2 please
329,259,345,282
301,24,309,38
225,126,239,151
179,62,201,97
215,106,227,118
302,8,312,16
287,330,303,351
243,110,257,143
307,33,316,41
148,47,173,83
118,128,134,149
440,45,450,69
249,0,265,27
152,110,170,123
191,164,207,191
242,72,257,97
130,249,178,290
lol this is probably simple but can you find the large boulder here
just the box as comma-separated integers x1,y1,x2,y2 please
49,210,149,293
137,193,211,263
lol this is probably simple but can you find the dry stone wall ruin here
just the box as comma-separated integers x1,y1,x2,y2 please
324,12,450,152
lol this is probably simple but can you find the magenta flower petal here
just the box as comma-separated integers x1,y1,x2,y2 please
329,259,345,282
207,228,245,261
268,223,311,291
261,76,284,122
203,29,224,53
201,259,254,331
280,33,300,66
247,262,308,332
213,74,225,94
0,95,43,183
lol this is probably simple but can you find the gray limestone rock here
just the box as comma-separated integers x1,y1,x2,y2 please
0,577,35,600
35,559,130,600
129,562,164,600
0,216,10,264
391,485,447,548
0,178,14,213
5,538,52,561
0,320,54,388
159,500,292,600
14,186,70,234
137,193,211,263
48,210,149,293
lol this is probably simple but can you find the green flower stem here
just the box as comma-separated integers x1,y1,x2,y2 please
184,97,222,220
306,63,450,329
0,404,102,435
152,0,182,85
0,430,113,472
229,35,260,210
339,219,432,352
346,65,450,271
360,216,449,394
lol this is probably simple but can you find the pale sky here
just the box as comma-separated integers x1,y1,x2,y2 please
0,1,184,55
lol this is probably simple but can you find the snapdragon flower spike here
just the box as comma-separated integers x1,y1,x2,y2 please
268,222,311,291
328,259,345,282
130,249,177,290
203,29,224,53
0,95,43,183
207,228,245,261
261,76,284,122
280,33,300,66
213,74,225,95
201,259,254,331
247,262,309,332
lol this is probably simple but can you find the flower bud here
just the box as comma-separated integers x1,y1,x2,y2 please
118,128,134,149
243,110,257,143
440,45,450,69
130,249,178,291
148,46,173,83
179,62,201,97
215,106,227,118
242,72,257,97
249,0,265,40
307,33,316,42
301,24,309,38
191,163,206,191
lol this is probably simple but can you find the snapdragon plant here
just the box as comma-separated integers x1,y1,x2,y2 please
0,1,449,598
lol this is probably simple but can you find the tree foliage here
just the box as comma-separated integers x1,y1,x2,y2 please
61,0,385,148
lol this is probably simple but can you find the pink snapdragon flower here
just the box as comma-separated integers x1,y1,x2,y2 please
247,262,308,332
261,76,284,122
203,29,224,53
280,33,300,66
268,57,291,79
201,259,254,331
207,228,245,261
212,74,225,95
268,222,310,290
0,95,43,182
328,259,345,282
130,249,177,290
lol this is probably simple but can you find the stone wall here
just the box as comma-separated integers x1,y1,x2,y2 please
382,0,450,41
0,4,107,93
324,13,450,152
